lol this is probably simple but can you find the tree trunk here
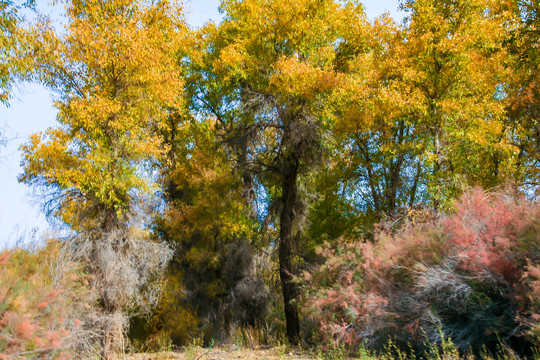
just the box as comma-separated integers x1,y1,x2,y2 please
279,154,301,344
99,305,124,360
99,309,122,360
239,145,258,219
97,219,124,360
100,328,113,360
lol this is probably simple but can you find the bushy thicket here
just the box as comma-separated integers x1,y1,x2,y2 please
0,240,94,359
302,188,540,357
72,222,173,358
129,120,273,349
135,239,272,349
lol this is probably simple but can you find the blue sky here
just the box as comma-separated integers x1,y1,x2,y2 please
0,0,404,248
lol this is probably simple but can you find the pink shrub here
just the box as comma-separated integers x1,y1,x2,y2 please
303,188,540,356
0,240,93,358
443,189,536,283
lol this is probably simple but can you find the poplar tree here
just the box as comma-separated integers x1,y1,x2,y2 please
190,0,365,343
19,1,186,357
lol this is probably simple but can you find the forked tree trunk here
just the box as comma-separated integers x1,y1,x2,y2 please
279,154,301,344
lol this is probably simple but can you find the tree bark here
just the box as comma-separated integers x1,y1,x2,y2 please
279,153,301,344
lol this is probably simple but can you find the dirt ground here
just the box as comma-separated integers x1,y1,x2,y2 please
128,347,317,360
